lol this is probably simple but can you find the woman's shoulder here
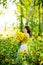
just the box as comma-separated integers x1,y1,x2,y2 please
26,33,30,37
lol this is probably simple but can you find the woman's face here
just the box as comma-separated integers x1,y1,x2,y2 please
24,28,27,33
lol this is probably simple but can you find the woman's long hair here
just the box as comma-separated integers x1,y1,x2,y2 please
24,26,30,36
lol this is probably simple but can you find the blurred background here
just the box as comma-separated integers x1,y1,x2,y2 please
0,0,43,36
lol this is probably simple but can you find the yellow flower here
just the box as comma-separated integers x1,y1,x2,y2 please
10,41,14,44
22,33,29,43
42,38,43,41
5,59,10,63
5,33,11,38
33,59,36,62
23,61,27,64
10,36,14,39
10,46,13,48
18,52,22,56
23,49,27,54
0,34,2,36
4,41,8,44
42,46,43,49
40,61,43,65
32,32,35,35
38,41,40,44
0,38,2,41
12,61,16,64
38,36,42,41
16,31,29,44
41,58,43,61
0,52,2,55
42,33,43,36
32,38,36,42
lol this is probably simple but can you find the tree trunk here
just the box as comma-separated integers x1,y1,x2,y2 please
26,0,34,25
42,3,43,32
20,5,24,32
38,2,41,36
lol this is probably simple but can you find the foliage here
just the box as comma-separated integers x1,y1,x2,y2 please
0,35,19,65
16,35,43,65
15,0,43,34
0,33,43,65
0,0,43,34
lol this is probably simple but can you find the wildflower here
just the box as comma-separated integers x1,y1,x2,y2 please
23,61,27,64
38,36,42,41
12,61,16,64
5,59,10,63
38,41,40,44
22,33,29,43
18,52,22,56
42,38,43,41
10,41,14,44
32,32,35,35
4,41,8,44
42,46,43,49
23,49,27,54
0,52,2,55
40,61,43,65
33,59,36,62
42,33,43,36
16,32,29,44
41,58,43,61
0,38,2,41
32,38,36,42
5,33,11,38
10,46,13,48
0,34,2,36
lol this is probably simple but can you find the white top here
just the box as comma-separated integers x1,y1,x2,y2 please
18,44,28,52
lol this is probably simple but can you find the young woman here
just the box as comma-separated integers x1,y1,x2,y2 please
18,26,30,53
24,26,30,36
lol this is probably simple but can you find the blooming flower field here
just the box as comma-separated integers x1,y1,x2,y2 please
0,33,43,65
0,0,43,65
